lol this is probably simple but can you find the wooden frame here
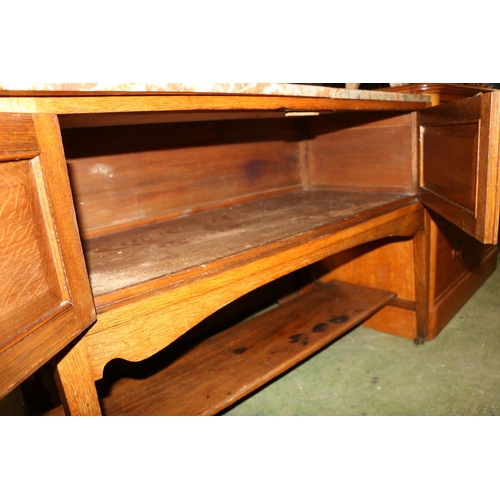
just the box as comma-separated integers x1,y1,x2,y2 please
0,84,498,415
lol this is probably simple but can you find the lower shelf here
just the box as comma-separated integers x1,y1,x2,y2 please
86,280,395,416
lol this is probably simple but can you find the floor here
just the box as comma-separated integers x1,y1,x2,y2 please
2,256,500,417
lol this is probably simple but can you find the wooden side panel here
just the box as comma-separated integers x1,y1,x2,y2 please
419,92,500,244
62,118,302,237
433,213,495,302
314,236,416,301
363,306,417,340
306,112,416,192
0,113,96,399
0,159,67,352
431,246,498,338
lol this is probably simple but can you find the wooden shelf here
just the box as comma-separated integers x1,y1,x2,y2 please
84,190,414,305
89,280,395,416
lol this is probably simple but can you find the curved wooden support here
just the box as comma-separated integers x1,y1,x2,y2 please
85,201,424,381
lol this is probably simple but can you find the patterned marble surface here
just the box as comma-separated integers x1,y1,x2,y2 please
0,82,430,102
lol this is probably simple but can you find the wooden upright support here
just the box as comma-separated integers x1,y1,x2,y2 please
413,210,431,345
54,335,102,416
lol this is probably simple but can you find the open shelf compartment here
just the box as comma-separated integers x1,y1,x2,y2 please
84,190,415,306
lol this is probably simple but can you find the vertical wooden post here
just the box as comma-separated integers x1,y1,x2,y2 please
54,336,102,416
413,210,431,345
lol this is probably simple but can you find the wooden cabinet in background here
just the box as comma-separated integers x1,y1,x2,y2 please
318,84,498,341
0,83,498,415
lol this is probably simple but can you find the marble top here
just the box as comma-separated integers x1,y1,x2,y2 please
0,83,430,102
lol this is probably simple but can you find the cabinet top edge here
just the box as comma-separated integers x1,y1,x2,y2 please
381,83,495,94
0,82,431,103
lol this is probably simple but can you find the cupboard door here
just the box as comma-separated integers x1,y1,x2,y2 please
418,92,500,244
0,113,96,399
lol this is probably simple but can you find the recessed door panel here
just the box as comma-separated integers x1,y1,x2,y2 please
0,113,96,399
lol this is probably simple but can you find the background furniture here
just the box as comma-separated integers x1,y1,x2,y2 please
318,84,498,341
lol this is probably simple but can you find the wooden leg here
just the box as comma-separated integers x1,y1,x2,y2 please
54,335,102,416
413,210,431,345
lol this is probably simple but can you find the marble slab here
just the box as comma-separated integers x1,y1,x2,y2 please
0,82,430,102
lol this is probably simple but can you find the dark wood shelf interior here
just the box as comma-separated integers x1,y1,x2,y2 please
83,190,412,300
88,279,395,416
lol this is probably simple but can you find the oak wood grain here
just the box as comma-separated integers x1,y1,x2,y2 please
55,336,102,416
0,160,64,352
0,114,96,399
0,94,429,117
